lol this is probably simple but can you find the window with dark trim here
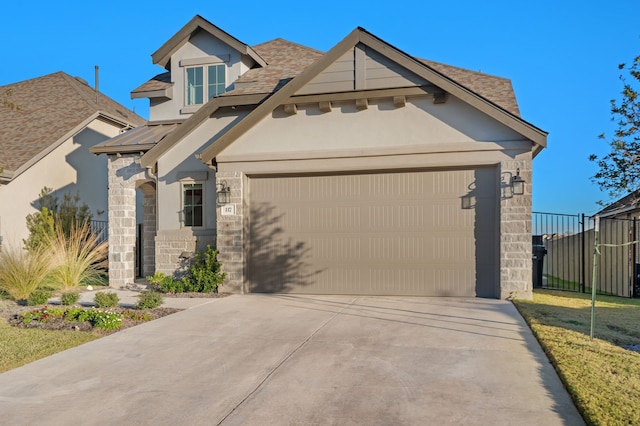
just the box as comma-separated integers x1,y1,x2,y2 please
183,183,203,227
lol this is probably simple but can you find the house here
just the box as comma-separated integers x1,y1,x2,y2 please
91,15,547,298
0,72,145,247
596,191,640,219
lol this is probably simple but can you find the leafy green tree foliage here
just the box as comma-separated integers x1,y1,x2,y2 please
24,187,92,250
590,56,640,202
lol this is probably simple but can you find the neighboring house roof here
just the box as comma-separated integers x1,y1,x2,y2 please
596,190,640,217
151,15,267,70
0,72,145,182
92,24,547,167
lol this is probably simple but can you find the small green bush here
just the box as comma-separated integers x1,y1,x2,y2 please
64,307,86,321
147,272,185,294
136,291,163,309
184,246,226,293
27,289,52,306
88,310,122,330
60,291,80,306
146,246,226,294
122,309,153,321
93,291,119,308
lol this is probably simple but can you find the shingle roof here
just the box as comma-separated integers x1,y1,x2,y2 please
115,28,536,163
597,191,640,217
131,72,172,95
0,72,145,177
419,60,520,117
227,38,325,96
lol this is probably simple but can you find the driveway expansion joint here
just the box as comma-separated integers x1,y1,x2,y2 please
215,296,360,425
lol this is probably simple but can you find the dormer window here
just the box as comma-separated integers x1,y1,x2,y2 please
185,64,226,105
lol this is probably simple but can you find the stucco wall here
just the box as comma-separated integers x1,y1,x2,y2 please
0,118,120,247
214,95,534,297
149,31,252,122
220,96,527,160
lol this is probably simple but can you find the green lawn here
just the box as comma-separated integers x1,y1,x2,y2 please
0,317,97,374
513,290,640,426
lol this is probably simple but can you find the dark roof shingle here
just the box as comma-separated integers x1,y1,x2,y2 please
0,72,145,175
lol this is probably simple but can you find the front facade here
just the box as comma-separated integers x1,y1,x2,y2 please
93,16,547,299
0,72,144,246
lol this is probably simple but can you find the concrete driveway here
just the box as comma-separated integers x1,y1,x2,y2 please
0,295,583,425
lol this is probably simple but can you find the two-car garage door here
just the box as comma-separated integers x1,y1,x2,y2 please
247,167,498,297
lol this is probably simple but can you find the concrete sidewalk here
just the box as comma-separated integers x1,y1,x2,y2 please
0,295,584,425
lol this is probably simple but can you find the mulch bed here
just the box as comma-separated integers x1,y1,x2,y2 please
0,292,225,335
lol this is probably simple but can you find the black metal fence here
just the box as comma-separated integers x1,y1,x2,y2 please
533,212,640,298
90,220,108,245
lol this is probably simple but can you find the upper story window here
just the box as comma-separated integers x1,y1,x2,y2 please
185,64,226,105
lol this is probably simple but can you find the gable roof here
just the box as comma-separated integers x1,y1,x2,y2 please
95,25,546,167
0,72,145,181
132,38,323,168
151,15,267,70
197,27,547,164
419,60,520,117
596,190,640,217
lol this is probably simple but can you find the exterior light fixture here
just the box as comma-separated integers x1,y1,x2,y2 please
216,180,231,205
511,168,525,196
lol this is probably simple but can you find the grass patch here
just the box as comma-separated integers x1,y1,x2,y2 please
513,289,640,425
0,317,97,374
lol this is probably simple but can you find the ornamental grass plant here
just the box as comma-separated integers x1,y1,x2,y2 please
0,243,52,303
46,221,108,292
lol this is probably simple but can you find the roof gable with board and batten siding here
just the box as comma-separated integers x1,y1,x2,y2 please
197,26,547,164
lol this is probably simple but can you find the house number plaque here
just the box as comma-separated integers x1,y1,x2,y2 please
221,205,236,216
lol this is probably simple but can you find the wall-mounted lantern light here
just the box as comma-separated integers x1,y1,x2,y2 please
216,180,230,205
511,168,525,196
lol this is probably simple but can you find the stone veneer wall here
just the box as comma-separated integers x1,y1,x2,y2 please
107,154,148,287
215,171,244,293
499,158,533,299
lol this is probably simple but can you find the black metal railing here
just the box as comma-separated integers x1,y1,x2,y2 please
533,212,639,298
90,220,108,245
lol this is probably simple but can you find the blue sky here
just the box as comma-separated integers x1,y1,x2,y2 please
1,0,638,215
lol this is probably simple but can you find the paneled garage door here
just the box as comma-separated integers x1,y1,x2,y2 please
247,168,498,297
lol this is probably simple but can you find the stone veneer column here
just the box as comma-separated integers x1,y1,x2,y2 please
107,154,148,287
499,158,533,299
215,171,244,293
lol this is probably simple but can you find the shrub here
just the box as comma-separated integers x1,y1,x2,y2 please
93,291,119,308
27,289,52,306
122,309,153,321
183,246,226,293
0,244,52,302
60,291,80,306
147,272,185,294
87,310,122,330
19,306,65,323
64,307,86,321
46,221,108,291
148,246,226,294
136,291,163,309
24,188,92,251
